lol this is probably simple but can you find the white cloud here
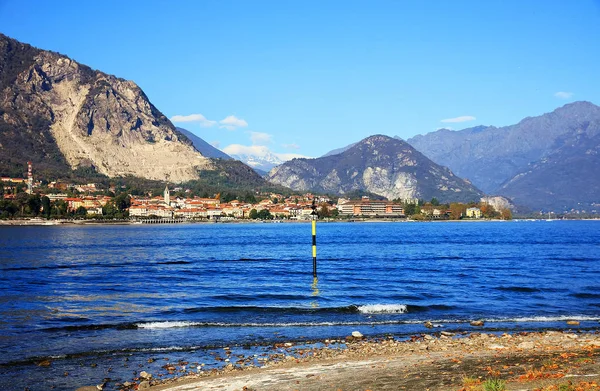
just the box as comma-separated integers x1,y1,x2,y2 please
440,115,476,123
249,131,273,145
170,113,217,127
554,91,574,99
282,143,300,150
223,144,269,156
219,115,248,130
275,152,308,161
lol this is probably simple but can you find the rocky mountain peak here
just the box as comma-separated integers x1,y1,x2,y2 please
268,134,483,202
0,33,213,182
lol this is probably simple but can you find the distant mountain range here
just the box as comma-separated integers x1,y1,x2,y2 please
496,122,600,211
408,101,600,211
175,127,232,160
322,142,357,157
225,147,284,174
268,135,483,202
175,127,277,176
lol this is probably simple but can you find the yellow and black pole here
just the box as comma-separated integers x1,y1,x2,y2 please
311,199,318,277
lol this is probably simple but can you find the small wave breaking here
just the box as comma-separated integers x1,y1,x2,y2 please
357,304,408,314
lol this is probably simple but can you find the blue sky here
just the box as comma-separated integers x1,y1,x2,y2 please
1,1,599,160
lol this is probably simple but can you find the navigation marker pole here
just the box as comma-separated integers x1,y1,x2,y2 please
311,199,318,278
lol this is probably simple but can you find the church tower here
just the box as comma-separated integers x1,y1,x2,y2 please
164,185,170,205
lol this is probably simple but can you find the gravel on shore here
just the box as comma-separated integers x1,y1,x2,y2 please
81,329,600,391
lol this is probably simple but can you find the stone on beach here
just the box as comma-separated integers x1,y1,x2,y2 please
351,331,364,338
517,341,535,349
140,370,152,379
424,321,433,329
470,320,485,327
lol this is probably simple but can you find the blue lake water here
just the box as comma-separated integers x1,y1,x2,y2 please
0,220,599,390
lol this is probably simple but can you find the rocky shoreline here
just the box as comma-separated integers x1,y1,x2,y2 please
76,329,600,391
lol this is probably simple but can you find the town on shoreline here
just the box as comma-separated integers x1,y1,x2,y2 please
0,175,538,223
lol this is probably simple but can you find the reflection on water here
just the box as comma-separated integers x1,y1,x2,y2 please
311,277,319,296
311,277,319,307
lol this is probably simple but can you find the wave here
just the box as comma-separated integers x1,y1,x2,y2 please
136,314,600,329
357,304,408,314
571,292,600,299
180,303,452,315
493,315,600,323
495,286,541,293
354,304,453,314
38,313,600,334
156,260,192,265
135,320,423,329
181,305,356,315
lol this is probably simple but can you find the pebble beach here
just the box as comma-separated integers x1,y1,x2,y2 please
75,328,600,391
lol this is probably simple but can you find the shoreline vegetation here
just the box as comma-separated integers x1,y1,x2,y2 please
76,329,600,391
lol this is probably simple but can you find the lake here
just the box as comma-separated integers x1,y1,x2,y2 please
0,220,599,390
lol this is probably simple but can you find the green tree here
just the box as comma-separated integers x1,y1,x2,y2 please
0,200,18,218
49,200,66,217
75,206,88,217
403,203,421,216
26,194,42,216
318,203,330,218
272,197,279,204
431,197,440,206
249,209,258,219
114,193,131,212
221,192,235,203
243,193,257,204
257,209,273,220
15,192,29,216
102,203,118,217
41,196,51,218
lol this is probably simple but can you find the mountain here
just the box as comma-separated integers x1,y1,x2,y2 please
407,102,600,210
267,134,483,202
0,33,213,182
498,126,600,211
226,146,284,173
322,142,356,157
175,127,232,160
322,136,404,158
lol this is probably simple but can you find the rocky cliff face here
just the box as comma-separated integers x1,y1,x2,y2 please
0,33,212,182
268,135,483,202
